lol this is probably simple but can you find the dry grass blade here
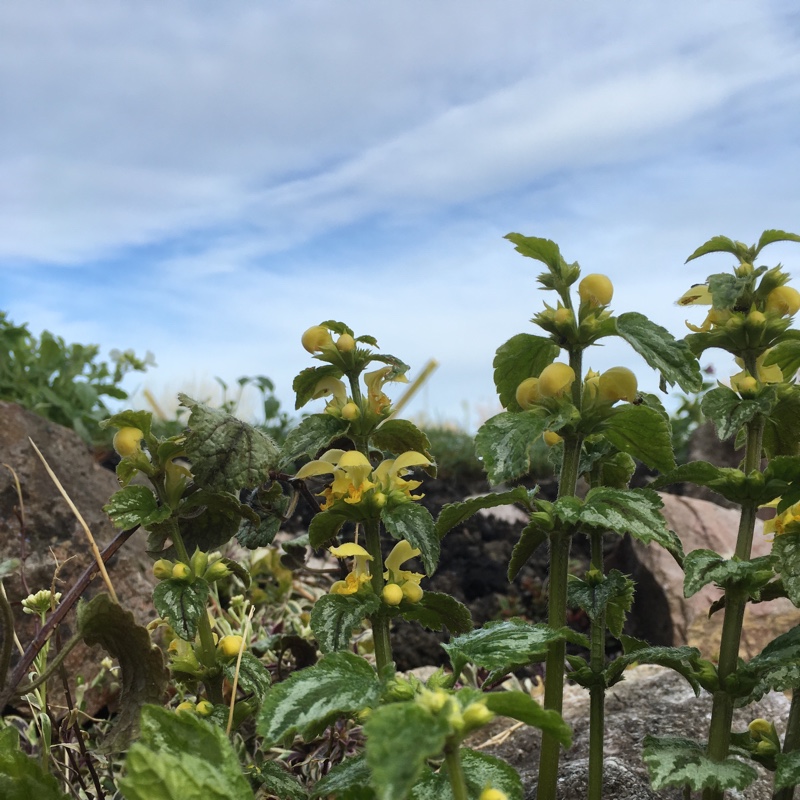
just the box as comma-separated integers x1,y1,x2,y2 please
227,605,255,736
28,438,118,604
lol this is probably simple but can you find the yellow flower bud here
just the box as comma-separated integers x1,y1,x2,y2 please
543,431,563,447
336,333,356,352
598,367,638,403
190,549,208,578
734,375,758,397
579,274,613,307
171,562,192,581
113,427,143,458
515,377,541,410
748,718,773,739
203,560,231,583
382,583,404,606
765,286,800,317
746,310,767,328
301,325,333,353
401,582,423,603
153,559,174,580
537,362,576,398
218,635,244,659
195,700,214,717
175,701,195,714
554,307,573,325
341,402,360,421
479,788,508,800
462,701,494,729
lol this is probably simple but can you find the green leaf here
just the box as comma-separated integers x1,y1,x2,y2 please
364,703,450,800
180,394,280,491
257,651,381,745
101,409,153,437
0,727,71,800
442,619,572,685
492,333,559,411
508,521,549,581
615,312,703,392
685,235,749,263
308,510,348,548
410,749,523,800
118,705,255,800
250,760,308,800
773,533,800,606
762,387,800,458
435,486,533,539
651,461,757,504
280,413,350,469
152,579,210,641
642,735,757,792
755,229,800,256
311,593,382,653
221,652,271,705
104,485,172,530
601,405,676,473
372,419,435,470
0,558,20,580
775,750,800,790
399,591,473,635
739,625,800,703
504,233,564,273
78,594,169,752
581,488,684,561
292,365,344,410
683,550,776,598
568,570,633,627
484,692,572,748
312,754,375,800
707,272,750,309
605,643,701,693
764,339,800,380
475,410,548,485
382,503,438,575
701,386,771,441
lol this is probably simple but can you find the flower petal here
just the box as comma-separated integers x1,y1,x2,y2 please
385,539,421,572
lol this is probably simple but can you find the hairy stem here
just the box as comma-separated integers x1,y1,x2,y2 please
444,741,469,800
588,529,606,800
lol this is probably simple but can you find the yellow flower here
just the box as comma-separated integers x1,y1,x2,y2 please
364,366,408,415
763,501,800,539
329,542,373,595
113,427,144,458
383,539,424,603
730,351,784,388
598,367,638,403
312,376,348,408
677,284,712,306
537,362,575,398
515,377,541,410
301,325,334,353
765,286,800,317
295,449,376,509
373,451,431,501
578,274,613,307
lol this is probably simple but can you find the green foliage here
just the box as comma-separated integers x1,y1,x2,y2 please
683,550,776,598
493,333,560,411
411,750,524,800
381,503,439,575
0,727,70,800
118,705,255,800
0,310,151,445
152,579,210,641
397,591,472,635
280,412,350,469
600,404,676,473
435,486,534,540
474,410,549,484
422,426,486,481
311,593,382,653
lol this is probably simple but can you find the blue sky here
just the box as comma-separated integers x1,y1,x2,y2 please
4,1,800,429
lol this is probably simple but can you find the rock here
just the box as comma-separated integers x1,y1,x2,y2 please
470,664,791,799
620,492,800,660
0,402,157,709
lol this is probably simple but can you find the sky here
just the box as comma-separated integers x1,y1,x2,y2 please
3,1,800,431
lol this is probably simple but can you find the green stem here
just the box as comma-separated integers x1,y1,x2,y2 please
703,413,764,800
444,741,469,800
364,519,393,673
773,690,800,800
588,529,606,800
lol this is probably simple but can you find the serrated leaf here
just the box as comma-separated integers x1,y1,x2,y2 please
0,727,71,800
221,652,271,705
773,533,800,606
308,510,348,548
642,735,757,792
652,461,756,504
508,521,549,581
250,761,308,800
410,749,523,800
311,593,382,653
152,579,210,641
601,405,676,473
236,513,281,549
372,419,435,471
101,409,153,437
762,387,800,458
568,570,632,625
312,753,375,800
435,486,533,539
180,394,279,491
685,235,748,263
442,619,569,684
683,550,776,598
104,485,172,530
280,413,350,469
504,233,564,273
118,705,254,800
775,750,800,790
764,339,800,380
739,625,800,703
364,703,451,800
701,386,771,441
78,594,168,752
484,692,572,748
492,333,560,411
399,591,472,635
475,410,548,485
258,651,380,745
755,229,800,255
707,272,750,309
292,365,344,410
615,312,703,392
580,488,683,560
382,503,438,575
605,644,701,693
